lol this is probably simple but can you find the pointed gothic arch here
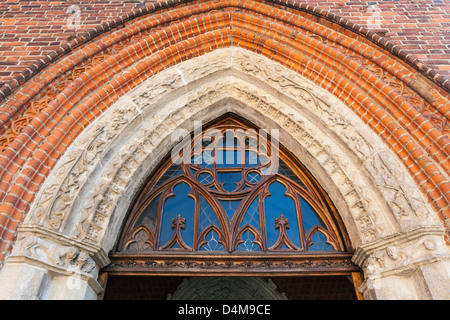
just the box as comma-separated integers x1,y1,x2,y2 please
0,0,448,300
101,114,357,279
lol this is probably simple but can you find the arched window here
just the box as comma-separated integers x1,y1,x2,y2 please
106,115,359,278
116,115,349,254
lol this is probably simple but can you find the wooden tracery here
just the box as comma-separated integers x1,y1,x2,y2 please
106,115,359,277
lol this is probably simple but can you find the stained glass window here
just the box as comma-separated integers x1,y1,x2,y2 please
119,116,344,253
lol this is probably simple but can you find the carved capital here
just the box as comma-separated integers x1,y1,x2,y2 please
352,226,450,277
9,224,110,277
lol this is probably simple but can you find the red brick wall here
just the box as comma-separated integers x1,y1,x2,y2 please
0,0,449,89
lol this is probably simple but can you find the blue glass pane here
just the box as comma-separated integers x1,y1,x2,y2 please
200,230,225,251
240,196,260,230
159,183,195,248
217,132,240,147
264,182,301,248
245,137,258,147
217,171,242,192
277,160,306,189
134,195,160,234
300,197,325,234
171,242,181,249
189,166,198,176
201,150,214,168
309,231,334,251
199,196,220,231
198,172,213,185
246,171,261,184
219,199,241,221
192,150,214,168
191,154,202,165
217,150,242,168
245,150,259,167
236,230,261,252
155,163,182,187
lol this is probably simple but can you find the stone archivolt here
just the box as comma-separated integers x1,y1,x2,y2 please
1,48,446,299
28,49,438,248
0,0,448,300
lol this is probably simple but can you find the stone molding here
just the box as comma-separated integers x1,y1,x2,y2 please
105,252,359,276
1,224,107,298
5,224,108,294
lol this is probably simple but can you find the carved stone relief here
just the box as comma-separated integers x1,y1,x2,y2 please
10,232,97,278
353,226,449,277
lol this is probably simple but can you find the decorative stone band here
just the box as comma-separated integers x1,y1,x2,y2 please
104,252,359,277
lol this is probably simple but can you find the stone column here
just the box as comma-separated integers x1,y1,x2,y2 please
353,226,450,300
0,224,109,300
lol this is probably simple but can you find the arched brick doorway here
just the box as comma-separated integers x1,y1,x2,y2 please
0,0,448,300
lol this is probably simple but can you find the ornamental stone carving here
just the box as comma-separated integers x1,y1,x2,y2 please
167,277,288,300
7,225,107,276
353,226,449,277
25,48,439,251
